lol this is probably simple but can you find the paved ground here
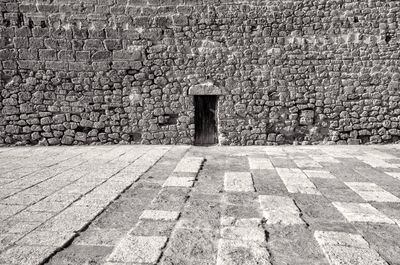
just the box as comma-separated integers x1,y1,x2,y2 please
1,145,400,265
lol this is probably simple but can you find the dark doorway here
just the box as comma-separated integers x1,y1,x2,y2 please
194,95,218,146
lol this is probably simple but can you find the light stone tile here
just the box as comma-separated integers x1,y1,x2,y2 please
107,235,168,263
16,231,74,247
221,217,262,227
332,202,395,224
163,177,195,187
248,157,274,170
0,245,55,265
275,168,321,195
0,205,26,217
367,151,398,160
344,182,400,202
38,218,88,232
293,159,323,168
309,155,341,163
303,170,336,179
0,233,24,252
7,222,42,234
314,231,369,248
259,195,304,225
314,231,388,265
27,201,70,213
385,172,400,180
221,226,265,243
173,156,204,173
357,155,397,169
216,239,271,265
224,172,255,192
139,210,180,221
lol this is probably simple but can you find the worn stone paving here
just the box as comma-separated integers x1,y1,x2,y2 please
0,145,400,265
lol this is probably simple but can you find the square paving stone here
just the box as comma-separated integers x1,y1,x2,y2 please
130,220,176,237
16,230,74,247
0,245,55,265
224,172,255,192
344,182,400,202
148,188,189,211
222,205,261,219
176,218,220,231
222,193,258,206
108,235,167,263
73,229,126,246
216,239,271,265
353,223,400,264
163,228,219,261
47,245,113,265
303,170,336,179
7,211,54,223
295,201,347,225
139,210,180,221
318,187,365,203
192,177,224,194
221,226,265,243
332,202,395,224
182,199,222,220
267,226,328,265
163,177,195,187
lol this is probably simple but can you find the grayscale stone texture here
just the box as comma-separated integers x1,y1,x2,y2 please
1,0,400,146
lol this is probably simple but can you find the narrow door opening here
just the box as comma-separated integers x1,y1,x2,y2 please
194,95,218,146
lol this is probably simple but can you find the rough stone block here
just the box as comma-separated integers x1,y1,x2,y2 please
113,50,141,61
108,235,167,263
39,49,57,61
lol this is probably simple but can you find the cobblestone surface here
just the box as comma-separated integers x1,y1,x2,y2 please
0,144,400,264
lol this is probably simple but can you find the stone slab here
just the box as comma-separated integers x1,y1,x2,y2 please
216,239,271,265
16,231,74,247
221,226,265,243
163,177,195,187
344,182,400,202
224,172,255,192
303,170,336,179
332,202,395,224
259,195,304,225
275,168,321,195
173,157,204,173
314,231,388,265
107,235,167,263
248,157,274,170
293,159,323,168
139,210,180,221
0,245,55,265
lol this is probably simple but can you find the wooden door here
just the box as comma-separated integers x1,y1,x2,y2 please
194,96,218,145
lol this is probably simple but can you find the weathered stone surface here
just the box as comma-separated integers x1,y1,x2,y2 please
224,172,254,192
303,170,336,179
163,177,195,187
259,195,304,225
173,157,204,173
107,235,167,263
139,210,180,221
314,231,388,265
344,182,400,202
0,245,55,265
216,239,271,265
221,226,265,243
276,168,321,195
248,157,274,170
332,202,395,224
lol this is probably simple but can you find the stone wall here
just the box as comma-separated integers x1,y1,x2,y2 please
1,0,400,145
